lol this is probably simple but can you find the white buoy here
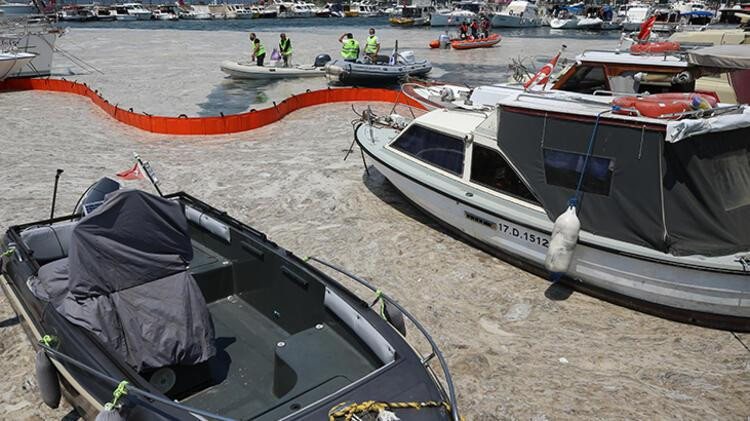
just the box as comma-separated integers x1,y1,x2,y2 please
545,205,580,276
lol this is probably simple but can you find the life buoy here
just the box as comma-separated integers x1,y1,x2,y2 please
429,39,440,49
612,92,718,119
629,41,681,55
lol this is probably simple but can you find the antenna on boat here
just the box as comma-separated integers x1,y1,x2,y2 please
50,169,64,220
134,153,164,197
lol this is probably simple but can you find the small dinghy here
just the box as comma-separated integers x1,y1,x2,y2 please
326,49,431,86
450,34,502,50
0,160,460,421
220,54,331,80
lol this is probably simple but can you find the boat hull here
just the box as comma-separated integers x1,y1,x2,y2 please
357,126,750,331
0,28,56,78
0,53,33,80
326,60,432,85
451,34,501,50
491,14,541,28
220,61,326,79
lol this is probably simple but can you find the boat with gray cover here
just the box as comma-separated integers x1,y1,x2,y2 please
0,175,460,421
325,50,431,86
354,90,750,331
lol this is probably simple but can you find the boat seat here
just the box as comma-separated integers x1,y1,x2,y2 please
20,221,77,264
272,323,375,399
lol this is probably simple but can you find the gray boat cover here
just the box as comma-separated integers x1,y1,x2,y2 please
29,190,216,371
687,45,750,70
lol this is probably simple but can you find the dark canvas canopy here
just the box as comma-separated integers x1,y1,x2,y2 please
498,106,750,257
30,190,215,371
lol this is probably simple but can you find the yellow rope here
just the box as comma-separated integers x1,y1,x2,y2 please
328,400,454,421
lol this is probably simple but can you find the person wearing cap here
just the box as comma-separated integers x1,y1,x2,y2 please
338,32,360,62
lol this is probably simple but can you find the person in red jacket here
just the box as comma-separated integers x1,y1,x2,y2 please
480,16,491,38
470,19,479,39
459,21,469,39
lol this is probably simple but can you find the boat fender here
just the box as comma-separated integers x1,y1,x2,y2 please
383,301,406,337
95,408,127,421
35,349,61,409
544,205,580,277
429,39,440,49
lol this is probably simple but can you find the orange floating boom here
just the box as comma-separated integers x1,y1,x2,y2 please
0,78,426,136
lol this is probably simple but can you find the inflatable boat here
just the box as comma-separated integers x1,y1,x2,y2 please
450,34,501,50
221,54,331,80
325,50,431,86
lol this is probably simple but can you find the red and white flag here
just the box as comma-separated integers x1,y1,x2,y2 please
524,50,562,90
637,16,656,41
116,163,144,180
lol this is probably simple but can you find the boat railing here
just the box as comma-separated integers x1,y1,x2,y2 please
305,256,461,421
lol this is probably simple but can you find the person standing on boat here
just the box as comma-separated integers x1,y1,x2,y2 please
338,32,360,62
279,33,292,67
480,16,491,38
364,28,380,62
252,38,266,67
458,21,469,39
470,19,479,39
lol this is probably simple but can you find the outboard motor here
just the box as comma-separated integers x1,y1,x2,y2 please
399,51,416,65
314,53,332,68
74,177,121,216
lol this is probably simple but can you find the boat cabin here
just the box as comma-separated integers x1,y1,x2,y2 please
380,93,750,258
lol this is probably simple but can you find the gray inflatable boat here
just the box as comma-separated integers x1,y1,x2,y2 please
325,50,432,86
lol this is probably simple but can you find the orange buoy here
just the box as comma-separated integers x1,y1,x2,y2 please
629,42,681,55
450,34,501,50
429,39,440,48
612,92,718,119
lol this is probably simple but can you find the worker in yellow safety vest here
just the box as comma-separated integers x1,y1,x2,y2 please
252,38,266,67
338,32,360,62
363,28,380,62
279,33,292,67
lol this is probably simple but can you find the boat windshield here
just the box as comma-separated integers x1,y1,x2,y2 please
390,124,465,176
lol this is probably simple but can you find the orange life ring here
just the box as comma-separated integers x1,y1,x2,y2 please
629,42,681,55
612,93,718,119
429,39,440,48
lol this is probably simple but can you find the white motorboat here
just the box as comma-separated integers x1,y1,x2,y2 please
490,0,542,28
354,89,750,331
235,6,256,19
179,5,212,20
620,4,651,31
220,57,329,79
0,1,36,15
430,9,475,26
0,21,59,78
549,16,578,29
0,50,34,80
122,2,152,20
57,5,97,22
152,5,179,20
110,5,137,20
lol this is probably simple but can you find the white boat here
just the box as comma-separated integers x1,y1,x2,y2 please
355,89,750,331
577,16,603,29
220,60,328,79
0,1,36,15
152,5,179,20
57,5,97,22
0,50,34,80
122,2,152,20
430,9,475,26
235,6,256,19
110,5,137,20
0,22,59,78
179,5,212,19
549,16,578,29
490,0,542,28
621,4,651,31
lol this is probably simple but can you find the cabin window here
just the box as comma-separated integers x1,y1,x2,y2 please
558,65,608,94
391,125,465,176
543,148,614,196
470,145,539,204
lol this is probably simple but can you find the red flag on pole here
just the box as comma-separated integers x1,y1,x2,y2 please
637,16,656,41
524,51,561,90
116,163,144,180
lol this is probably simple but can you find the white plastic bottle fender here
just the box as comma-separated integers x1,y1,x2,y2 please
545,205,581,275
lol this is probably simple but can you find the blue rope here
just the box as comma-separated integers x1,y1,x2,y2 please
570,111,607,210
